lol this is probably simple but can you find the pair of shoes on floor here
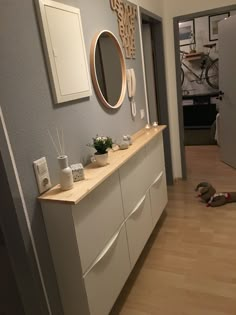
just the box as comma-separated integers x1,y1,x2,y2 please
195,182,236,207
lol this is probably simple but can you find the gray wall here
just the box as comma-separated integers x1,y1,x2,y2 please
142,23,158,123
0,0,148,312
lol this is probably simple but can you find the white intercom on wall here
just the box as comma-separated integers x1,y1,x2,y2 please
127,68,137,118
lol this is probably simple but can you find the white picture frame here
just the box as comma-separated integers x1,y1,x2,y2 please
179,20,195,47
36,0,91,104
209,12,230,41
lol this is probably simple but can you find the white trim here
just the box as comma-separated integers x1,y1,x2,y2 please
0,106,52,315
137,6,150,124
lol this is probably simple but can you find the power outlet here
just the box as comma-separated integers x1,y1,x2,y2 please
140,109,145,120
33,157,52,194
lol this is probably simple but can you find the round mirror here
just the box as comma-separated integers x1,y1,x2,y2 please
90,30,126,109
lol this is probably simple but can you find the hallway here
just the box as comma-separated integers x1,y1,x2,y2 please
113,145,236,315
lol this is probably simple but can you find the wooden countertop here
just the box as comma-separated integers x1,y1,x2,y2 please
39,125,166,205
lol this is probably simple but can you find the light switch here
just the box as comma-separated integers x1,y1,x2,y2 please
37,162,47,175
33,157,52,194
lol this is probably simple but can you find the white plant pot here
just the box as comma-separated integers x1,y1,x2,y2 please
94,152,108,167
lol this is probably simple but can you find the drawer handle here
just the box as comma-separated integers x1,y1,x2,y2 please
152,171,163,187
83,223,123,278
128,194,146,218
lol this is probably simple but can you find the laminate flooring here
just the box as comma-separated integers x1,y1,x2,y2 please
111,145,236,315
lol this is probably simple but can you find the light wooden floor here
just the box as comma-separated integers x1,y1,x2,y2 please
111,145,236,315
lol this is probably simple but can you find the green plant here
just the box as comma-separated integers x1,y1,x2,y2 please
88,135,113,154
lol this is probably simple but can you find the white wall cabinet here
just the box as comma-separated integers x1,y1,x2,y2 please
84,224,130,315
72,171,124,274
145,135,168,227
119,148,150,218
125,192,153,268
40,128,168,315
36,0,91,103
149,171,167,227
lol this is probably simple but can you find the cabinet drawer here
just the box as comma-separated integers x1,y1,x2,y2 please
72,171,124,274
126,193,153,269
145,134,165,185
149,171,168,227
84,225,130,315
119,148,149,218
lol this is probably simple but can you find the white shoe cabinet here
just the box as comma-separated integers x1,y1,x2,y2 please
39,127,168,315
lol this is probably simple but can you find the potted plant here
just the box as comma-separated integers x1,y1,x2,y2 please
88,135,113,166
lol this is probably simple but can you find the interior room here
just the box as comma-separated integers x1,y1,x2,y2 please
178,9,236,146
1,1,236,315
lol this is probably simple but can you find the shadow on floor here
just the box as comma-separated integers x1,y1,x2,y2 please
110,211,167,315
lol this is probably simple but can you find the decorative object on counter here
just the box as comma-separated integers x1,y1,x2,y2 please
123,135,132,145
152,121,158,128
110,0,137,59
88,135,113,167
111,143,120,151
116,135,132,150
71,163,85,182
145,123,151,130
57,155,74,190
89,135,113,154
118,141,129,150
48,128,74,191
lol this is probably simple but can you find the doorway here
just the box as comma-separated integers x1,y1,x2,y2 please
0,149,45,315
173,5,236,178
140,7,173,185
0,187,25,314
0,107,52,315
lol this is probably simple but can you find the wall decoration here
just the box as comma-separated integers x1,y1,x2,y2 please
90,30,126,109
209,12,230,41
179,20,195,47
36,0,91,104
110,0,137,59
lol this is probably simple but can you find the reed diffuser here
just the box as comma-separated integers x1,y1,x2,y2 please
48,128,73,191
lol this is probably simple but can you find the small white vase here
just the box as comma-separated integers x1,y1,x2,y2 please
57,155,74,191
94,152,108,167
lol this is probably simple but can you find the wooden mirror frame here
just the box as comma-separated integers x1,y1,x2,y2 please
90,30,126,109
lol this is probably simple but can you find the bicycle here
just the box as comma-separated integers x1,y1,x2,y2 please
180,43,219,90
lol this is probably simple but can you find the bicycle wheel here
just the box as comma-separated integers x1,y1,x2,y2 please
206,58,219,89
181,67,184,86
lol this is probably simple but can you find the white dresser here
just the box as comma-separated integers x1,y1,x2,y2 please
39,126,168,315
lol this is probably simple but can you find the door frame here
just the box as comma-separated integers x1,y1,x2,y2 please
139,7,174,185
0,107,51,315
173,5,236,179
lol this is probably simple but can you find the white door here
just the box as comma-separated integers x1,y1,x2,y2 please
219,15,236,168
